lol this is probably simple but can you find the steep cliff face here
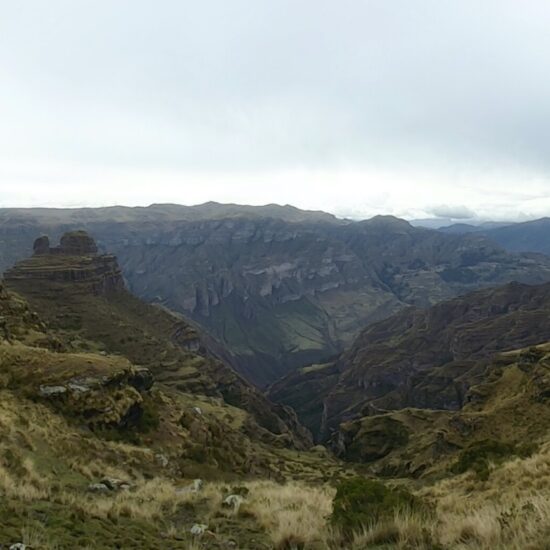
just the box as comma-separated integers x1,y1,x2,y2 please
2,206,550,386
270,281,550,440
3,231,312,450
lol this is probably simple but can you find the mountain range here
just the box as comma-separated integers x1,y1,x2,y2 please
3,207,550,547
2,203,550,387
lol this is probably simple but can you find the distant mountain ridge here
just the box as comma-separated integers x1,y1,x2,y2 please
2,204,550,386
0,201,343,225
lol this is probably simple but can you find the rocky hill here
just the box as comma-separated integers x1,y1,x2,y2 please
334,342,550,478
270,281,550,439
2,205,550,386
3,231,312,451
4,231,550,548
0,246,353,549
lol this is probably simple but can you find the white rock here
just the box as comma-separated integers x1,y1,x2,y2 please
39,385,67,397
190,524,208,536
222,494,244,510
100,477,131,491
9,544,27,550
155,453,169,467
191,478,203,492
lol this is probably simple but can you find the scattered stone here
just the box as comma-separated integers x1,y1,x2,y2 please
190,524,208,536
100,477,131,491
155,453,169,467
39,385,67,397
222,494,244,510
193,406,203,416
191,478,203,492
67,381,91,393
229,485,250,497
9,544,27,550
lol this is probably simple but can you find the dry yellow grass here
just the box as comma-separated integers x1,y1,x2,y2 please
2,344,550,549
238,480,334,548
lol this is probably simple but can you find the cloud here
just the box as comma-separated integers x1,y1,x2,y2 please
428,205,477,220
0,1,550,218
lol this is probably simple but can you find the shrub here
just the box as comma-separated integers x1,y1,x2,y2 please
135,400,160,433
452,440,536,480
331,477,422,537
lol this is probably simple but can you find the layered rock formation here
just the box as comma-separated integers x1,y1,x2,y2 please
4,231,123,294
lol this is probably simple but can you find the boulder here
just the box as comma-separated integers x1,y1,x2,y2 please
191,478,203,492
100,477,131,491
129,367,154,391
222,494,244,510
155,453,169,467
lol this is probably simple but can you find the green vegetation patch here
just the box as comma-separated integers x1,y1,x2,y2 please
451,439,537,481
331,477,423,537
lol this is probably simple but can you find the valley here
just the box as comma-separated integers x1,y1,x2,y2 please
2,204,550,387
1,210,550,548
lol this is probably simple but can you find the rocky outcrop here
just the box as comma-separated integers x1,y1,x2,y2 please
33,231,98,256
38,366,154,429
4,231,124,295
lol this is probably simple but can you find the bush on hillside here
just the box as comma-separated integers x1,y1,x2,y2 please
452,439,536,481
331,477,422,537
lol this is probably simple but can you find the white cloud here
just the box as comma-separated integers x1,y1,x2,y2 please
1,1,550,218
428,205,477,220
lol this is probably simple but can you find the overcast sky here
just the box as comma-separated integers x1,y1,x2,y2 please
1,1,550,221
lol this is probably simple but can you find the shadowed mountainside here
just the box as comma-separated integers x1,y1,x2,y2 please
269,281,550,439
439,217,550,256
333,342,550,478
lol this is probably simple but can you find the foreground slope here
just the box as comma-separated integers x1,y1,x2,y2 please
0,278,348,548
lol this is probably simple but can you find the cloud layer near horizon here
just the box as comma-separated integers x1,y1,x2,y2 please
1,1,550,220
